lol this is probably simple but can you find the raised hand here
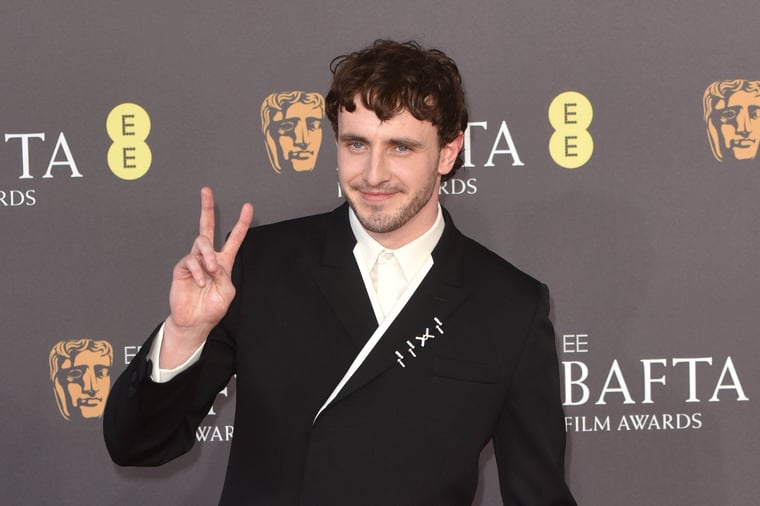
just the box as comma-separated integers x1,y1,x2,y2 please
162,187,253,367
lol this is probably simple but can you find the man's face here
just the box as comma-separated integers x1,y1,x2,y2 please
270,102,323,171
716,90,760,160
337,97,461,248
60,350,111,418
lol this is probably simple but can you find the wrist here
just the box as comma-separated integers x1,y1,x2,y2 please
161,316,211,369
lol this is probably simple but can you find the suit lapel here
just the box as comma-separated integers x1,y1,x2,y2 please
311,204,378,350
329,210,470,407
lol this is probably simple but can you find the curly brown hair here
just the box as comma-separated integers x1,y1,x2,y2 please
326,40,468,180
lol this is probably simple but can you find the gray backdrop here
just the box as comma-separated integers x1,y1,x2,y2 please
1,1,757,504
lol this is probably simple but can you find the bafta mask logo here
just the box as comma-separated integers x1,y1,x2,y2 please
261,91,325,173
704,79,760,161
49,339,113,420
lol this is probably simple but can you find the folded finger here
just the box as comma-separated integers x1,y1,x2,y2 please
193,235,219,273
180,255,210,288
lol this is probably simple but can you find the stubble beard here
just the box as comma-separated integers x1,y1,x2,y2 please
344,176,437,234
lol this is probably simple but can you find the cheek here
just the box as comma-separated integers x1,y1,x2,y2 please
337,152,360,179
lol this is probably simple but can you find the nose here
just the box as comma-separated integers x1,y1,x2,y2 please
363,150,391,187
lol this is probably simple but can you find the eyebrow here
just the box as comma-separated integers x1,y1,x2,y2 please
338,134,424,148
388,137,424,148
338,134,369,143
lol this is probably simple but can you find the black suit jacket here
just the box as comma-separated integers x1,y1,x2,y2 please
104,204,576,505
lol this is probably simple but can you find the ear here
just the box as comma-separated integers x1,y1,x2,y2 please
437,131,464,176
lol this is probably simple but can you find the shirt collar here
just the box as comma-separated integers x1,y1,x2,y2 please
348,205,445,281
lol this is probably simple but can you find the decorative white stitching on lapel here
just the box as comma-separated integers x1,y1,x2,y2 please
312,252,434,424
394,317,444,368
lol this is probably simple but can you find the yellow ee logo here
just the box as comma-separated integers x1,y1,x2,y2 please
106,103,152,180
548,91,593,169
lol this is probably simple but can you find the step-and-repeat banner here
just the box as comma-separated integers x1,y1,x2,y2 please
2,1,757,505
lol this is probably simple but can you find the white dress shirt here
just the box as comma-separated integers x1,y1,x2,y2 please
348,205,444,323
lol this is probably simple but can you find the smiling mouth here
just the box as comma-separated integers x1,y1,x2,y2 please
360,191,397,202
351,184,402,202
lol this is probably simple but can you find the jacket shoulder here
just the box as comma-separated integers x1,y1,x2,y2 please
235,205,347,259
459,232,546,298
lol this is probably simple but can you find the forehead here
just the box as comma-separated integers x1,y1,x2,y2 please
337,101,437,140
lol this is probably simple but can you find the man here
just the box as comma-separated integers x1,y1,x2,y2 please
704,79,760,161
50,338,113,420
261,91,325,173
104,40,576,505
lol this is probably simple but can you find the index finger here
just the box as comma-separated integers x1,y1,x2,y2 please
199,186,215,244
221,202,254,259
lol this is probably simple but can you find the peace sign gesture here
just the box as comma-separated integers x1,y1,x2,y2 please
162,187,253,368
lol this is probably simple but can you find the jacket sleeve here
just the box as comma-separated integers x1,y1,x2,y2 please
102,319,236,466
493,283,577,505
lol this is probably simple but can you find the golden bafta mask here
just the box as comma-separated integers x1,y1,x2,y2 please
704,79,760,161
261,91,325,173
49,339,113,420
